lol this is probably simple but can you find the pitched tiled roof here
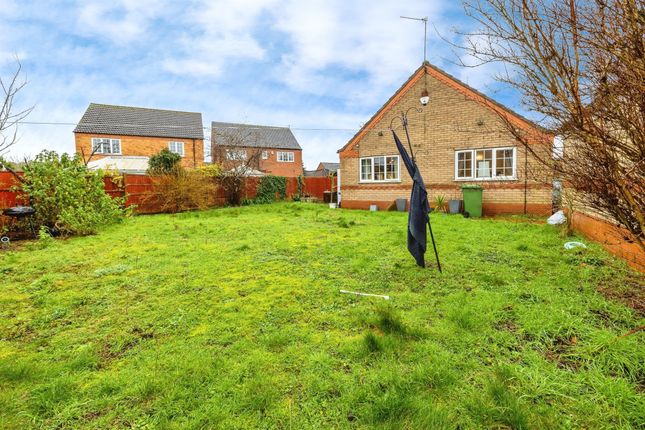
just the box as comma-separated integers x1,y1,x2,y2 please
211,122,302,150
74,103,204,140
319,162,339,172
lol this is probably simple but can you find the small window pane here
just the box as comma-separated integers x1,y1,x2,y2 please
93,138,120,154
475,149,493,178
386,156,398,180
277,151,294,162
373,157,385,181
495,148,513,177
361,158,372,180
457,151,472,178
262,151,268,160
92,138,105,153
168,141,183,156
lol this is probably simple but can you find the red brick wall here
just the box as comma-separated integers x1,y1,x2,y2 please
214,146,303,177
571,211,644,272
258,149,303,177
340,182,552,216
75,133,205,168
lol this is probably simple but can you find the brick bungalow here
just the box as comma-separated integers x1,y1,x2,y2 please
211,122,303,177
337,62,553,215
74,103,205,170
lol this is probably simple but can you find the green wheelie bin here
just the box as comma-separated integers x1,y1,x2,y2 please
461,185,483,217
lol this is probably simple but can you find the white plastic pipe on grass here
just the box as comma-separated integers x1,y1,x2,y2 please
340,290,390,300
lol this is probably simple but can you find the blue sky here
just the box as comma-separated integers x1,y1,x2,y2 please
0,0,526,169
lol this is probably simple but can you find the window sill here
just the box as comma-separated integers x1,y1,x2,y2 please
454,177,517,182
358,180,402,184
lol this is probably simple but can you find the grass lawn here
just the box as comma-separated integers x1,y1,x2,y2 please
1,203,643,429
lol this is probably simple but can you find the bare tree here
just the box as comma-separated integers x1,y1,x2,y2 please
211,125,263,205
0,58,32,157
457,0,644,251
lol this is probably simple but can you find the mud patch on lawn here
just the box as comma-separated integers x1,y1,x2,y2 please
541,335,583,371
597,274,645,316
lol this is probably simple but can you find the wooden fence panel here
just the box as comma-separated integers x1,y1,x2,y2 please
0,172,24,208
303,177,332,200
0,173,331,215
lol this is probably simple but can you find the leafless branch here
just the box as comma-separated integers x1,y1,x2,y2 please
211,126,264,205
0,57,33,157
458,0,644,252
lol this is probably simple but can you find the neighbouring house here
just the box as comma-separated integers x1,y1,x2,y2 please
304,162,340,177
74,103,205,171
211,122,303,177
337,62,553,215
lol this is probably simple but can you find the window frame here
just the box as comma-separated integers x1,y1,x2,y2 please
261,150,269,160
91,137,121,155
168,141,185,157
454,147,517,181
277,151,294,162
359,155,400,183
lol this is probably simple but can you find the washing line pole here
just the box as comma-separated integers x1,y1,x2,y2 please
400,115,442,273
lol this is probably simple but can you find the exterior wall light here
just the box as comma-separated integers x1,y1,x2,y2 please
420,89,430,106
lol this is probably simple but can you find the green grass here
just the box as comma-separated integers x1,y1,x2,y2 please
1,203,643,429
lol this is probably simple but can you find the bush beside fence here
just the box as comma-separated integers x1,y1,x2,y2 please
0,172,335,216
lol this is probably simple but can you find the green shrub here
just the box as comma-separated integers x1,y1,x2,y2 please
254,175,287,204
147,167,216,213
293,175,304,201
21,150,127,236
148,149,181,175
37,226,55,248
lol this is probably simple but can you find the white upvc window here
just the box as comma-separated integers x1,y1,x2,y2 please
168,141,185,156
359,155,400,182
454,147,516,180
92,138,121,155
226,149,247,160
277,151,294,162
262,150,269,160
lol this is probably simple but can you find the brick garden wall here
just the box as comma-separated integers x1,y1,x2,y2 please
571,211,644,272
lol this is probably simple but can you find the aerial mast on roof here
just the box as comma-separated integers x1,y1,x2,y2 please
400,15,428,64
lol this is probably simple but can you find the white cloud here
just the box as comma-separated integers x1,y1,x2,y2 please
162,0,277,77
269,0,449,102
75,0,170,44
2,0,529,169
